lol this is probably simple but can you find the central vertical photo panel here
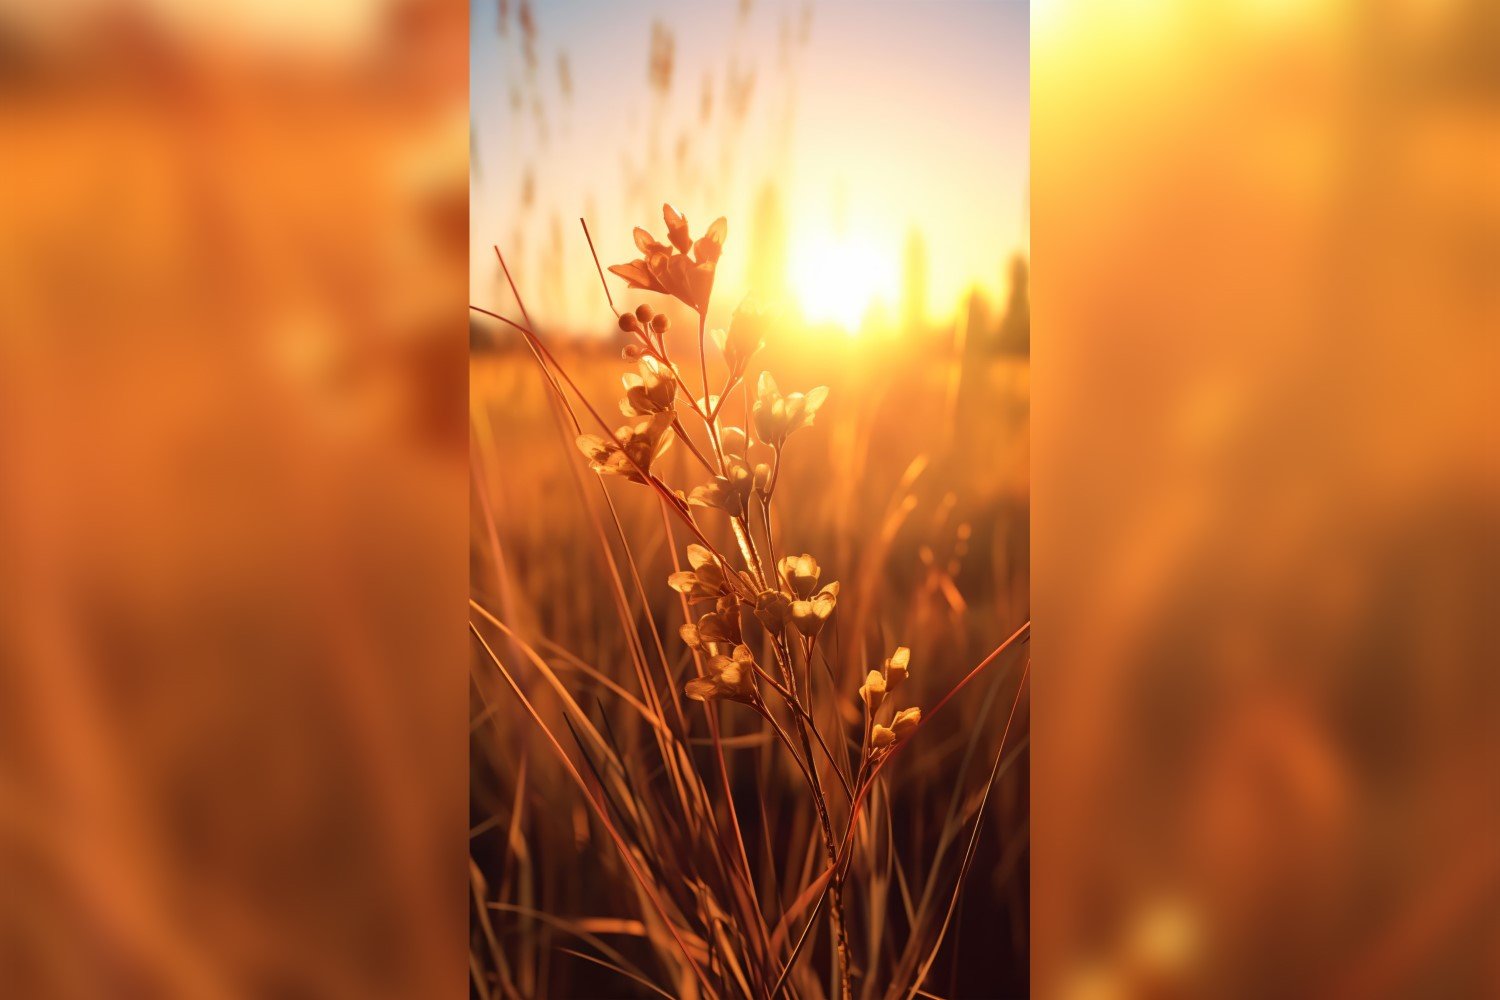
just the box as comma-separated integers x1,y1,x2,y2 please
469,3,1030,996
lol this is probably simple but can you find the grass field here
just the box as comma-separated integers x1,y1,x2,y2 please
469,281,1031,998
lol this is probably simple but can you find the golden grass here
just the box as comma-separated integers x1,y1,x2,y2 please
469,209,1029,999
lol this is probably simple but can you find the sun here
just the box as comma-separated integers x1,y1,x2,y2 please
790,233,895,333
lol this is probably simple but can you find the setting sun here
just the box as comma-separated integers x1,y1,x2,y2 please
789,233,896,333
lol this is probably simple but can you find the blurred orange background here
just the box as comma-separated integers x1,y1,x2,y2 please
0,0,468,996
1034,0,1499,997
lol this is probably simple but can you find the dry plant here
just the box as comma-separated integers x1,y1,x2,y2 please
470,204,1030,999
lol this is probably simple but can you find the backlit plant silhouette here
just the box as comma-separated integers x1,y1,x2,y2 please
470,204,1029,1000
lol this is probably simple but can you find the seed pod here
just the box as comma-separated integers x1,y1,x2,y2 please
619,312,641,333
650,313,669,334
635,303,653,324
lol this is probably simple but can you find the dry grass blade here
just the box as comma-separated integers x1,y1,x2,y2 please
899,659,1030,1000
471,860,523,1000
488,902,660,989
558,947,678,1000
469,622,717,996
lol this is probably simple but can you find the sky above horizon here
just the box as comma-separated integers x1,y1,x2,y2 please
471,0,1028,333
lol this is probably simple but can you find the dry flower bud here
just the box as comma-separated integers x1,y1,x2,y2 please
574,412,675,485
693,217,727,265
696,608,740,645
886,646,911,688
650,313,670,334
668,552,727,602
623,357,679,416
621,344,645,361
635,303,653,324
754,589,792,631
620,356,678,416
663,202,692,254
684,644,757,704
860,669,887,710
777,553,822,598
610,207,723,314
753,463,772,494
720,296,769,374
753,372,829,446
791,582,838,636
688,461,753,515
719,425,748,458
890,706,922,741
619,312,641,333
667,571,700,593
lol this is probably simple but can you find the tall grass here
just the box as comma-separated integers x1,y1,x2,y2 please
470,205,1029,999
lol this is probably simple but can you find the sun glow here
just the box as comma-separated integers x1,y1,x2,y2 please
789,234,896,333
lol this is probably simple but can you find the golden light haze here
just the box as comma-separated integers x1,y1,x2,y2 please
470,1,1029,334
1035,0,1499,996
1,1,468,996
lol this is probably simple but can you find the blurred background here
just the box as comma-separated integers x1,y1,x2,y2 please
0,0,468,996
1034,0,1499,997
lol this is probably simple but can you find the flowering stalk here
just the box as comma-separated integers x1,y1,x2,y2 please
560,203,953,998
